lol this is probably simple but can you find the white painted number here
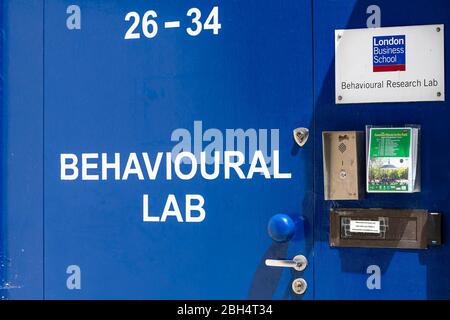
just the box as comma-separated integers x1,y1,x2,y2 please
142,10,158,39
204,6,221,35
186,8,202,36
124,11,141,39
125,7,221,40
187,7,221,36
125,10,158,40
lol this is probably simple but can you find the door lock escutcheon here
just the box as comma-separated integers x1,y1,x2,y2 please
265,255,308,272
292,278,307,295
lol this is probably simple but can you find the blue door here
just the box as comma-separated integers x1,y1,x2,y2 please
42,0,314,299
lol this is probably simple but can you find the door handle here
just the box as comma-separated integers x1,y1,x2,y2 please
265,255,308,271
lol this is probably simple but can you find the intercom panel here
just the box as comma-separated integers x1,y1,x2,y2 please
322,131,364,200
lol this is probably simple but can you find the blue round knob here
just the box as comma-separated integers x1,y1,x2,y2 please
268,214,296,243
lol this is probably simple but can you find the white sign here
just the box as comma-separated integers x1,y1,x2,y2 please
349,220,381,234
335,24,445,104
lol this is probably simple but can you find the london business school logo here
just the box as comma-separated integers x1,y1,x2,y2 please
373,35,406,72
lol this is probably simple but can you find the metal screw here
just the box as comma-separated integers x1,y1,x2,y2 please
437,92,442,97
337,34,342,40
436,27,441,32
338,95,343,101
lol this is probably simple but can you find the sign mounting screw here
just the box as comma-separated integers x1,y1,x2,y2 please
436,26,441,32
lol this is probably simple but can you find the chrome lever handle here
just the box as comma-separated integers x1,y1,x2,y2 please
265,255,308,271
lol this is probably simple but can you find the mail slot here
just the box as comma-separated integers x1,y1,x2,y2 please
330,208,442,249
